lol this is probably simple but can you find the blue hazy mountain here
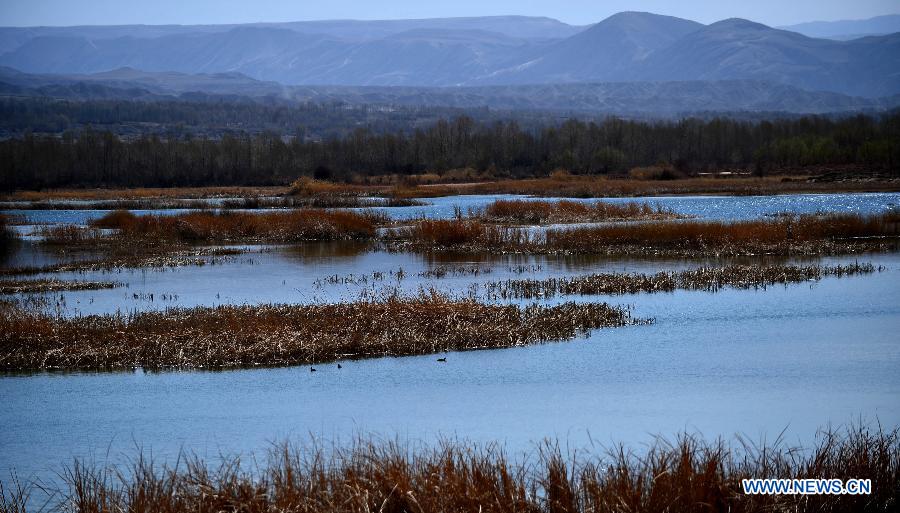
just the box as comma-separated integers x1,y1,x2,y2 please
779,14,900,40
1,12,897,97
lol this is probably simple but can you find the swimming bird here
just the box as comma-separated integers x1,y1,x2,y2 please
310,367,316,372
437,357,447,362
337,364,342,369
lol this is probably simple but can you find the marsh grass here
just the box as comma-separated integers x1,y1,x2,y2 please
485,263,879,299
393,213,900,256
0,292,639,370
0,279,122,294
479,199,684,224
87,209,387,245
467,175,900,198
4,425,897,513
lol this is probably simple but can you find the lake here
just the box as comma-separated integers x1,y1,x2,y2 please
1,192,899,501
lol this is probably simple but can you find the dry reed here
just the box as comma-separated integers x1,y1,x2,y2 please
479,199,684,224
393,213,900,256
485,263,879,299
87,209,386,244
0,292,640,370
466,175,900,198
4,425,896,513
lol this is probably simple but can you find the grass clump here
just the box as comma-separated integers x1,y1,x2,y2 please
543,212,899,255
0,292,639,370
88,209,385,244
394,212,900,256
4,425,897,513
479,199,683,224
486,262,879,299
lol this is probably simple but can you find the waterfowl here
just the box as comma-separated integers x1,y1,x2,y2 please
437,357,447,362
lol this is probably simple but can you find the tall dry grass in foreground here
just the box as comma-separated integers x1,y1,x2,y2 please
480,199,684,224
86,209,385,244
3,426,896,513
0,293,637,370
396,213,900,256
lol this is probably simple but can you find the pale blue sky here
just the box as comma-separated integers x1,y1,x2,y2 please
1,0,897,27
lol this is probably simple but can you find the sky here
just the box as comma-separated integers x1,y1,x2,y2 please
0,0,897,28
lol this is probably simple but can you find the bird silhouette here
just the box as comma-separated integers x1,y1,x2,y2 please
310,367,316,372
437,357,447,362
337,364,342,369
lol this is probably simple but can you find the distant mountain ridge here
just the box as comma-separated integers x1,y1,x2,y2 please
1,12,898,97
2,67,896,116
779,14,900,40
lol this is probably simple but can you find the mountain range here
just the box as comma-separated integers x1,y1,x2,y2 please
2,66,896,116
779,14,900,40
0,12,898,102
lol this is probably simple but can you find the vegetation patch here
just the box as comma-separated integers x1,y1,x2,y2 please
85,209,386,245
0,247,245,276
485,262,879,299
391,212,900,256
0,293,641,370
0,279,122,294
478,199,685,224
2,426,896,513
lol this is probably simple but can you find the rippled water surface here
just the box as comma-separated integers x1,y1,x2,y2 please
2,193,899,498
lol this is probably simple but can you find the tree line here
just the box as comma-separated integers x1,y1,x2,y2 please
1,112,898,190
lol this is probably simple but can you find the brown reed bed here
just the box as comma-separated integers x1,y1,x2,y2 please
465,174,900,198
0,292,640,370
478,199,685,224
485,262,879,299
3,425,896,513
80,209,387,246
0,279,122,294
390,212,900,256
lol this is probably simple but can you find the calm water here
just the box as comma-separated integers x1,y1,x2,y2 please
1,193,899,499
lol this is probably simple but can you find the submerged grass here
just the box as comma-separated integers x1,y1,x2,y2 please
3,425,897,513
0,279,122,294
0,247,245,277
479,199,685,224
0,292,640,370
0,214,16,251
392,212,900,256
485,262,879,299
